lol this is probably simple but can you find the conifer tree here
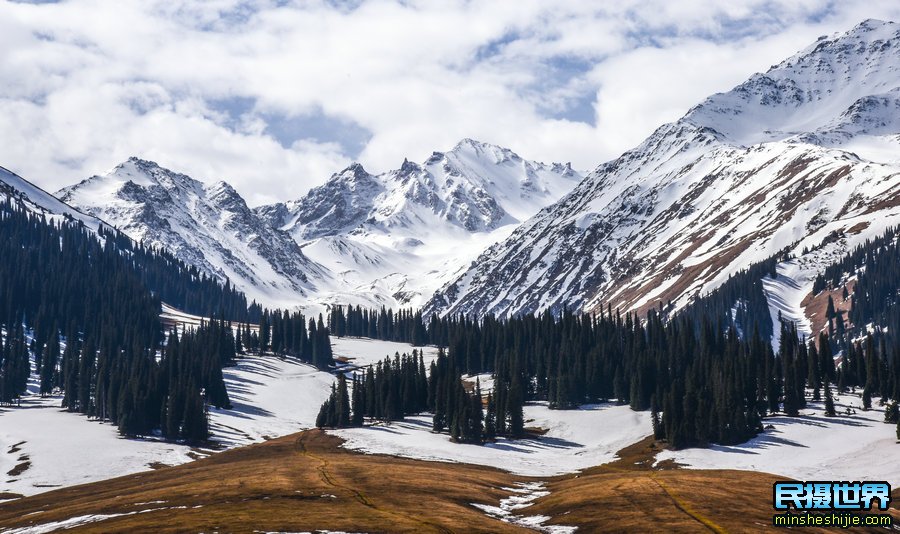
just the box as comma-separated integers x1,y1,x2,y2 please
337,374,351,427
824,382,837,417
484,392,497,440
885,401,899,424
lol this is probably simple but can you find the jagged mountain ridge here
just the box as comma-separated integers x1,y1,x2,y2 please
259,139,580,237
55,141,580,312
57,158,325,307
426,19,900,322
256,139,582,311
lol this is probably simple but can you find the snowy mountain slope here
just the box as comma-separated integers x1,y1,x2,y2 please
257,139,581,311
0,165,105,232
687,19,900,146
57,158,326,308
50,142,578,313
426,19,900,323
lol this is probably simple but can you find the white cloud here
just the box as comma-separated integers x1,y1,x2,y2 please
0,0,899,205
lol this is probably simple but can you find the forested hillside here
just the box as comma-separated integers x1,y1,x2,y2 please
323,237,900,451
0,194,329,441
810,226,900,413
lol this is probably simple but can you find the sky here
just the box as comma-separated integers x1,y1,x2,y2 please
1,0,899,206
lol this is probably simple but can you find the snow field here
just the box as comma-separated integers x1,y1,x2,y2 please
0,337,439,498
209,353,335,448
333,402,651,477
331,337,441,369
655,390,900,484
0,396,196,498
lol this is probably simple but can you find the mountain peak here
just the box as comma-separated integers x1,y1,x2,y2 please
448,138,526,168
335,162,369,178
100,157,206,194
683,19,900,147
853,18,893,32
426,20,900,321
57,161,322,304
453,138,483,150
399,158,421,174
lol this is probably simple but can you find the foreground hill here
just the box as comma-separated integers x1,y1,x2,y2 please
0,430,860,534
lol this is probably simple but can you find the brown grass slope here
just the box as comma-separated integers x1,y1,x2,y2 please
1,432,897,533
532,438,899,534
0,431,527,533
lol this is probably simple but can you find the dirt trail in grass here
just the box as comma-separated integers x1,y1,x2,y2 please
650,474,727,534
295,432,455,534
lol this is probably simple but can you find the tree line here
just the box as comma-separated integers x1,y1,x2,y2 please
328,305,430,346
256,310,333,370
316,348,526,444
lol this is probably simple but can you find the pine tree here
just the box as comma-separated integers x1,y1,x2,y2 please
337,374,351,427
484,392,497,440
824,383,836,417
351,376,365,426
885,401,899,424
507,374,525,438
651,395,664,440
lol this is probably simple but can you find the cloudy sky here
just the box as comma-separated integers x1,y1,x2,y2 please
1,0,899,206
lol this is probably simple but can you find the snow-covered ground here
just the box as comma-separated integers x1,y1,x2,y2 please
462,372,495,393
656,390,900,485
473,481,576,534
0,336,429,498
0,396,195,498
333,401,651,477
212,337,441,449
331,337,441,368
762,260,816,350
209,353,335,448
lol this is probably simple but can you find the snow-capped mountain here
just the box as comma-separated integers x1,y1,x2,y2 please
57,158,325,307
257,139,581,310
426,19,900,322
0,165,106,232
54,142,579,312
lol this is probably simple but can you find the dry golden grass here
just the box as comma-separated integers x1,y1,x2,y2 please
0,430,527,533
1,431,897,533
531,437,900,533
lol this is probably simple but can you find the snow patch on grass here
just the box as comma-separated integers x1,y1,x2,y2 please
473,481,577,533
